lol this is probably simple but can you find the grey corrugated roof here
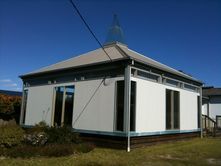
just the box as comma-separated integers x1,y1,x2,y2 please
203,87,221,96
21,42,201,83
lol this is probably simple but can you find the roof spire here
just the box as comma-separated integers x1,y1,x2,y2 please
104,14,126,46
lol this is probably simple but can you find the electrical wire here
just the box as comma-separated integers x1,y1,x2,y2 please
67,0,115,127
72,77,106,127
68,0,113,62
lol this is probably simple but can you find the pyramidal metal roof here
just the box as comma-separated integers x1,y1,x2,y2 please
21,42,201,83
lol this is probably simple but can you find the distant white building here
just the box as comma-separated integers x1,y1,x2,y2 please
19,15,203,149
202,87,221,129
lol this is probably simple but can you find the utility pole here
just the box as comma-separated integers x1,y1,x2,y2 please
200,87,203,138
124,64,131,152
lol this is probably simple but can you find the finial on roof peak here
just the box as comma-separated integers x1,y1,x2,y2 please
104,14,126,46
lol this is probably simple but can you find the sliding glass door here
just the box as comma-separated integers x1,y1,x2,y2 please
115,81,136,131
64,86,74,125
53,86,75,127
166,89,180,130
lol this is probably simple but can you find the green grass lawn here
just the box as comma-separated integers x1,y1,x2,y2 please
1,138,221,166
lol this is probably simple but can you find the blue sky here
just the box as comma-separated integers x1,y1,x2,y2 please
0,0,220,91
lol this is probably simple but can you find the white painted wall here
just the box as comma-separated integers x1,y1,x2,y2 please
24,77,122,132
180,90,198,130
24,75,200,134
25,85,54,126
72,77,121,132
209,96,221,120
132,77,200,133
133,77,165,132
202,103,208,116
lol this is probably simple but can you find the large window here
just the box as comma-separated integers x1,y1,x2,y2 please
21,90,28,124
115,81,136,131
166,89,180,130
53,86,74,127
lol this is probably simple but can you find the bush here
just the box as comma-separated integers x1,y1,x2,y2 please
23,121,48,146
45,126,80,144
0,124,24,148
23,131,48,146
24,121,47,134
24,123,81,145
1,143,95,158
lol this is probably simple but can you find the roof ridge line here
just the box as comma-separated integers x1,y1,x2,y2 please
115,44,130,59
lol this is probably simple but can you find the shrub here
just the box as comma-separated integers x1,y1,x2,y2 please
23,121,48,146
2,143,94,158
23,131,48,146
0,94,21,114
45,126,80,144
24,123,81,145
24,121,47,134
0,124,24,148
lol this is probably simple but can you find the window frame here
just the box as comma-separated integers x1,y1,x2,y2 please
52,85,75,127
21,89,28,125
165,89,180,130
114,80,136,132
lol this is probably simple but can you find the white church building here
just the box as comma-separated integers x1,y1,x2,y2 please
20,15,203,149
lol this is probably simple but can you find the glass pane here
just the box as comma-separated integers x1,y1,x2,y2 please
166,79,179,87
54,87,64,126
116,81,124,131
137,70,159,82
173,91,180,129
166,89,172,129
22,90,28,124
64,86,75,126
130,81,136,131
116,81,136,132
184,84,196,91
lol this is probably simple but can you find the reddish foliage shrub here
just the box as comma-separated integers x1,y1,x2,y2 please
0,94,21,114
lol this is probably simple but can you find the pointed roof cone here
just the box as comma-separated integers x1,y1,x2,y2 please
104,14,126,46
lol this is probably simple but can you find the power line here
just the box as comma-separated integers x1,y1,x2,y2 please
68,0,113,62
67,0,114,126
72,77,105,127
